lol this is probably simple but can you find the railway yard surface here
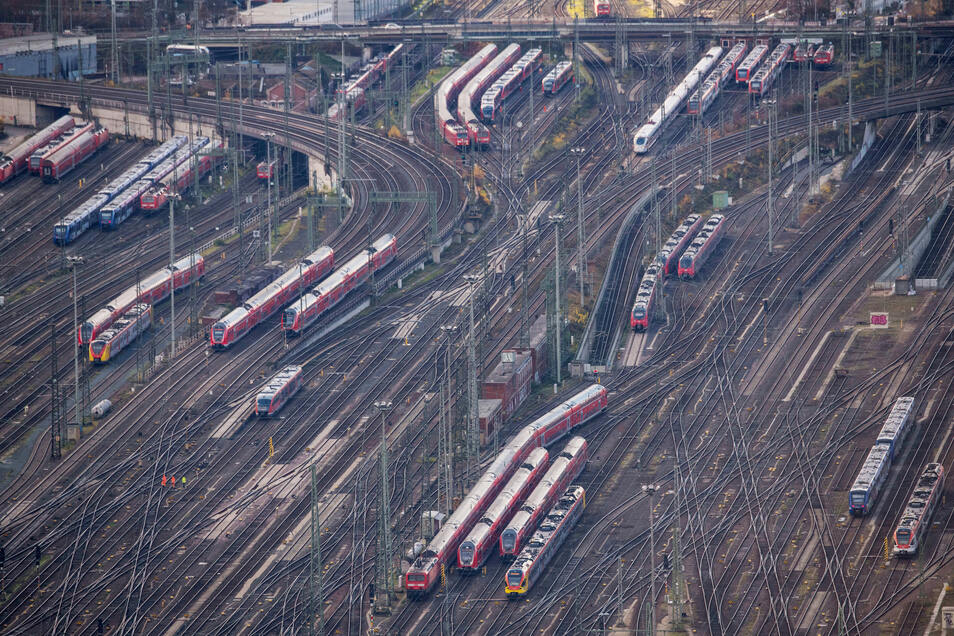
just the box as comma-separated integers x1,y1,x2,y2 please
2,1,954,634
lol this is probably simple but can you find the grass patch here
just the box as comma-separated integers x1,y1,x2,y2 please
410,66,452,105
531,85,598,164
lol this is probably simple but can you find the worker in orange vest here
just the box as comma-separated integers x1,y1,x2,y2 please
162,475,167,487
171,475,176,488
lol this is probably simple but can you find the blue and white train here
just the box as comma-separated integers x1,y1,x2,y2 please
848,396,915,516
53,135,189,244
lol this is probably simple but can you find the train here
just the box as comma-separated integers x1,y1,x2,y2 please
141,138,219,211
633,46,723,154
893,463,944,557
813,44,834,66
792,43,816,63
29,121,93,174
749,43,791,97
53,135,190,244
79,253,205,344
677,214,725,279
281,234,397,336
328,43,406,122
505,485,586,596
542,61,573,97
0,115,75,184
736,44,768,83
593,0,611,15
256,159,277,181
658,214,703,277
630,262,659,331
41,128,110,182
255,365,304,416
211,246,335,348
500,436,588,559
687,42,747,116
89,303,152,363
405,384,607,596
848,396,915,516
457,44,521,147
457,447,549,572
436,44,497,148
479,48,542,123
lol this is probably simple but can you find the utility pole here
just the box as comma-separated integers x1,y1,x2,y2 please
462,274,480,488
310,464,324,636
49,323,61,460
110,0,119,84
519,213,530,349
767,98,776,256
549,215,565,386
265,132,274,262
66,256,84,437
373,401,393,615
169,196,177,359
571,148,586,309
438,325,455,513
670,459,685,629
642,484,657,636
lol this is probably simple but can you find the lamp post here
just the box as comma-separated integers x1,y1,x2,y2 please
462,273,480,487
264,132,275,263
67,256,84,431
373,400,393,614
548,215,565,386
570,147,586,309
642,483,658,635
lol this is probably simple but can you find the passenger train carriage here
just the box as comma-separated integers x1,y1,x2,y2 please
436,44,498,148
678,214,725,279
79,253,204,344
30,121,93,174
876,396,914,461
0,115,74,185
211,246,335,348
255,365,304,416
505,485,586,596
748,43,791,97
848,396,916,516
458,447,548,572
41,128,109,182
500,436,587,559
658,214,703,276
736,44,768,83
593,0,611,15
893,463,944,557
457,44,521,147
282,234,397,336
480,48,542,123
89,304,152,363
813,44,835,66
687,42,747,115
406,385,607,596
542,61,573,96
634,46,722,154
630,263,659,331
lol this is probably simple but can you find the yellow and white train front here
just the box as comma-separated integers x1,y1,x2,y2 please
505,562,531,597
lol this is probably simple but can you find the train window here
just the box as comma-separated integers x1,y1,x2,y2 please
506,571,523,588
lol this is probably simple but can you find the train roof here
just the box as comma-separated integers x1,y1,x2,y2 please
256,365,303,400
543,60,573,84
464,448,547,546
460,43,520,120
511,485,585,573
739,44,769,68
61,193,110,224
849,445,890,492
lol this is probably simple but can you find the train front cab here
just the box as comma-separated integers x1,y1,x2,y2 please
848,489,870,516
505,567,528,597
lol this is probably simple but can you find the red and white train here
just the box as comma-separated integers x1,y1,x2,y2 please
688,42,747,115
328,44,406,122
41,127,110,183
256,159,277,181
79,253,205,345
89,304,152,364
792,43,816,63
630,262,659,331
542,61,573,96
0,115,75,184
813,44,834,66
500,436,588,559
749,43,791,96
141,139,221,211
457,447,549,572
406,384,607,596
893,463,944,556
593,0,611,15
436,44,498,148
736,44,768,83
658,214,703,276
457,44,521,147
480,49,542,123
678,214,725,279
29,121,93,174
505,485,586,596
211,246,335,348
255,365,304,416
282,234,397,336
